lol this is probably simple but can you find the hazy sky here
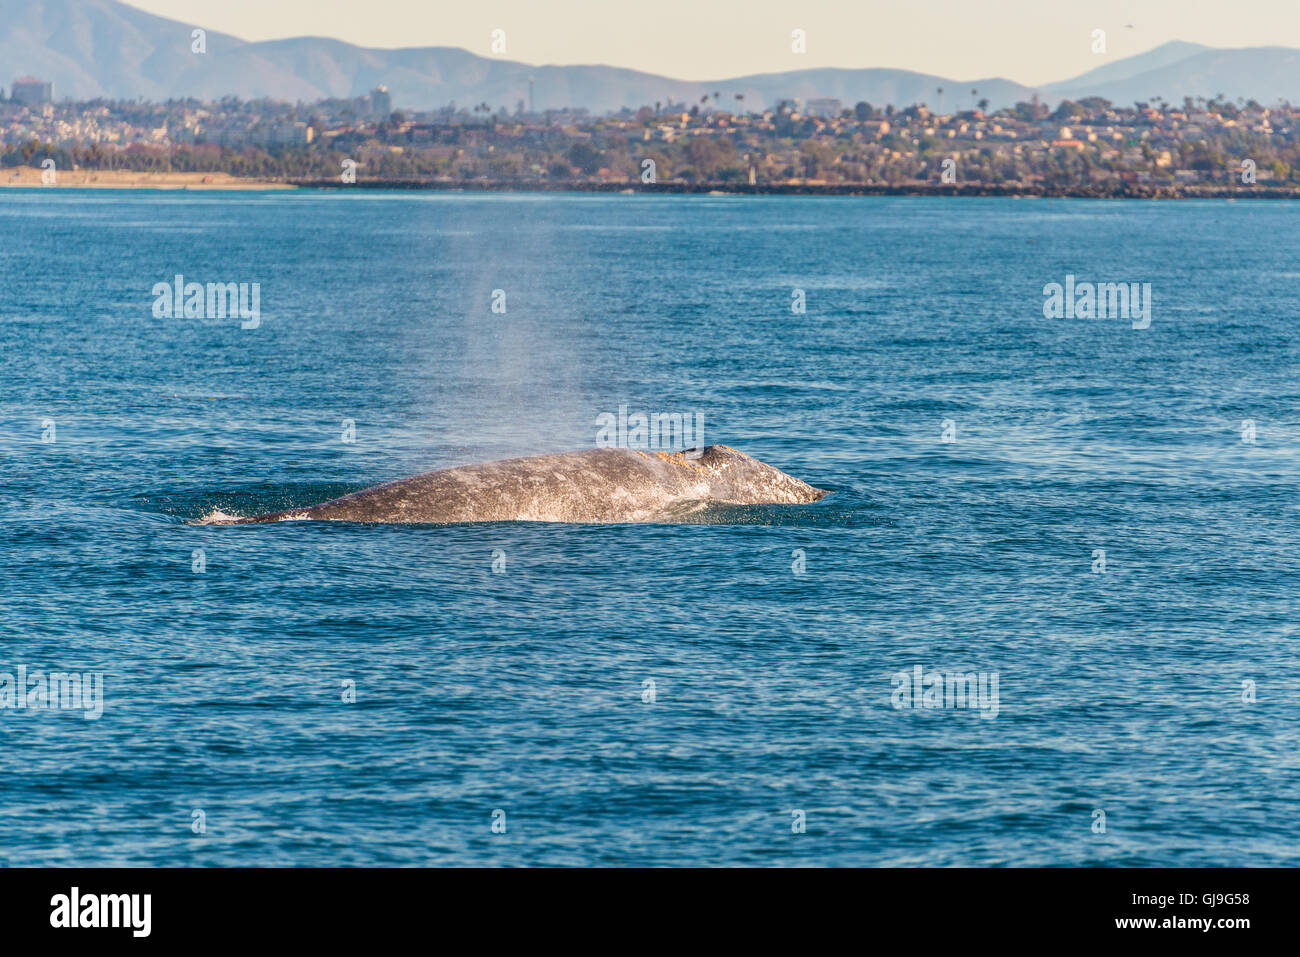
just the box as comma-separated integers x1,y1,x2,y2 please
128,1,1300,85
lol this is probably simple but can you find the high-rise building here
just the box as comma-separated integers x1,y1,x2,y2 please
370,86,392,119
11,77,54,106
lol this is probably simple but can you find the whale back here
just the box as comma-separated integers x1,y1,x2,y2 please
228,445,825,525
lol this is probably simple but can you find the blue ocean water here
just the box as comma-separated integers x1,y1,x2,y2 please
1,190,1298,866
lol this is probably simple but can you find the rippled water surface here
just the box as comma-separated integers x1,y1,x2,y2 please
1,191,1298,865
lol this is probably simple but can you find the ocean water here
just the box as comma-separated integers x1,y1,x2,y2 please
1,190,1298,866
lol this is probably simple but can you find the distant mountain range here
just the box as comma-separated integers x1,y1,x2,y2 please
1041,41,1300,107
2,0,1298,113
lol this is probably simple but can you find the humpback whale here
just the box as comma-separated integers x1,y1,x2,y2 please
211,445,826,525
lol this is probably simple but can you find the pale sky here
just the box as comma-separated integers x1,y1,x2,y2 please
127,0,1300,86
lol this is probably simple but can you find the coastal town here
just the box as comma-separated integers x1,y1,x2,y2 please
2,76,1296,193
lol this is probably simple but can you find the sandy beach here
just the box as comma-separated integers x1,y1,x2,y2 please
1,166,291,190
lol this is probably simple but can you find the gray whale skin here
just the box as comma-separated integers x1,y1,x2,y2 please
220,445,827,525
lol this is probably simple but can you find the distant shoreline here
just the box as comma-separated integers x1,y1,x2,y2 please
3,167,1297,199
1,167,290,190
285,179,1300,200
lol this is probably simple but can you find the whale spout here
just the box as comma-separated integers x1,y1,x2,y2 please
210,445,826,525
